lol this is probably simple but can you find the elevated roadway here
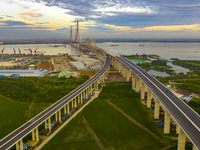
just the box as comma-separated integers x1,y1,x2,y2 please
0,54,111,150
115,56,200,149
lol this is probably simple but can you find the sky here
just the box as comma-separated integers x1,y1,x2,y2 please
0,0,200,40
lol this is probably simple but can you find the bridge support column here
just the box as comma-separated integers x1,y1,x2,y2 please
72,99,74,108
55,111,58,122
36,127,39,141
132,73,136,90
80,93,83,104
116,59,119,70
64,105,66,114
178,129,186,150
45,120,47,129
84,90,85,99
124,66,127,79
32,130,35,140
86,88,88,99
16,141,19,150
154,98,160,119
102,74,104,83
127,68,131,81
95,81,98,90
113,58,116,68
176,124,180,134
48,117,51,131
74,98,77,108
67,103,69,114
118,62,121,72
136,76,141,93
147,89,152,108
91,85,93,94
20,139,23,150
121,64,124,77
164,110,170,134
59,109,61,122
141,82,146,99
78,94,80,104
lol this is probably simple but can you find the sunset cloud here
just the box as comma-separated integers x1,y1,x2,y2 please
102,24,200,32
20,11,43,17
130,24,200,32
0,0,200,39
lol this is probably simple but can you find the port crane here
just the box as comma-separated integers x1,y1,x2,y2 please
13,48,16,55
1,48,4,54
34,48,38,55
18,48,21,55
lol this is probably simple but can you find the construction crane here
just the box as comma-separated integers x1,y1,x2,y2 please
13,48,16,55
34,48,38,55
18,48,21,55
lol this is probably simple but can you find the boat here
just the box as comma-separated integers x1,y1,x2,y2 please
110,44,119,46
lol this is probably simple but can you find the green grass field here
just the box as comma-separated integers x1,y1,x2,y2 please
0,95,30,139
0,95,51,139
82,99,165,150
42,116,100,150
110,98,163,138
42,98,166,150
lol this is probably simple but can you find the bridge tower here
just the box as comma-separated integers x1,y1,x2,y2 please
69,26,73,44
75,20,80,49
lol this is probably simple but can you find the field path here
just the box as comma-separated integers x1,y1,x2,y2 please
81,115,104,150
106,100,168,147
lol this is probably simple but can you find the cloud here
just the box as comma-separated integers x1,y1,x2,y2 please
100,24,200,33
37,22,50,24
94,3,154,16
163,4,200,7
0,26,49,30
41,0,155,19
3,15,13,18
103,24,133,32
0,20,32,26
130,24,200,32
55,27,69,32
20,11,43,17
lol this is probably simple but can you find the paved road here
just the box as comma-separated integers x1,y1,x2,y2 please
117,56,200,149
0,55,110,150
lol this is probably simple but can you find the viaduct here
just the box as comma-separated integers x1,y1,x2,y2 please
0,39,200,150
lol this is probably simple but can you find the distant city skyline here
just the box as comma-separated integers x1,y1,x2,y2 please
0,0,200,40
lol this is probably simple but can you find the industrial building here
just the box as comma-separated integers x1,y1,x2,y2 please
0,69,48,77
69,61,86,70
71,55,102,69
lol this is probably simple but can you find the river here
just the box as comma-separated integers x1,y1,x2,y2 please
1,42,199,76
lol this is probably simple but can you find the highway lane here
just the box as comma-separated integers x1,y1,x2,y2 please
117,56,200,149
119,56,200,126
0,55,110,150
